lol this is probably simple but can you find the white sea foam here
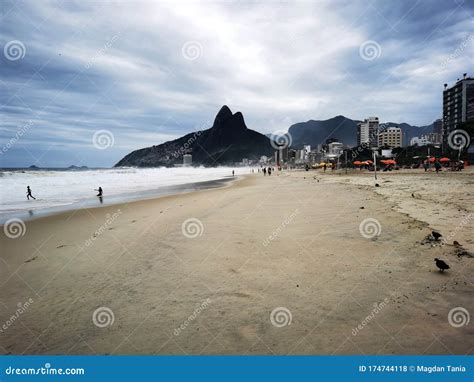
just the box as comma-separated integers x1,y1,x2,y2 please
0,167,251,219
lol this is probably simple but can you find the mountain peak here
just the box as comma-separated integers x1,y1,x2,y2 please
214,105,233,124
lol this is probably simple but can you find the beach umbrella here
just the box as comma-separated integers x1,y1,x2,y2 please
353,161,362,166
439,157,450,163
385,159,396,165
379,159,387,165
427,156,435,163
366,160,373,164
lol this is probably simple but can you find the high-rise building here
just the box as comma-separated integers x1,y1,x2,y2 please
378,126,403,148
442,74,474,146
357,117,379,148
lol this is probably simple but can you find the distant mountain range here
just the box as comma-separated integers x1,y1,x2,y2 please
115,106,274,167
287,116,437,148
116,107,438,167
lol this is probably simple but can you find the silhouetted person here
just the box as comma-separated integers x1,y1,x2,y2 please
26,186,36,200
232,170,235,177
263,167,266,176
95,187,103,197
323,164,327,172
268,167,272,176
434,160,441,174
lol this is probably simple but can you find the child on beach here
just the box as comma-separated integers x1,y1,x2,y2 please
95,187,103,197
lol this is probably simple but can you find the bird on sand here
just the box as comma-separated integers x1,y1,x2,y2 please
434,258,450,272
432,231,442,240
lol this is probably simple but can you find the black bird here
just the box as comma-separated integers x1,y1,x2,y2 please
432,231,442,240
434,258,450,272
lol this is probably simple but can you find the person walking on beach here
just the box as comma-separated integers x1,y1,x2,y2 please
263,167,266,176
323,163,327,172
26,186,36,200
268,167,272,176
232,170,235,177
423,159,429,172
434,160,442,174
95,187,103,197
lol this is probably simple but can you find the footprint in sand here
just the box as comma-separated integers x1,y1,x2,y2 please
24,256,38,263
56,244,66,248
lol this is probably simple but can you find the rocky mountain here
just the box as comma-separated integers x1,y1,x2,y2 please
288,116,437,148
115,106,274,167
288,116,360,148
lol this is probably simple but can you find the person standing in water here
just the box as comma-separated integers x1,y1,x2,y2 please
26,186,36,200
95,187,103,197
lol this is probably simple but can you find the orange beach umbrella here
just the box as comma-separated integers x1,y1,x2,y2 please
439,157,450,163
353,161,362,166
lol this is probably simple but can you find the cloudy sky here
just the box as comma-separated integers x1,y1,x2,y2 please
1,0,472,167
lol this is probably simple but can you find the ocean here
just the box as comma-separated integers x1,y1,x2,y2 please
0,167,251,223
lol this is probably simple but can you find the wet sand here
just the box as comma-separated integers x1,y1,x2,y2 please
1,169,473,355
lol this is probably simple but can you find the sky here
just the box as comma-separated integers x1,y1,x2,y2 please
0,0,472,167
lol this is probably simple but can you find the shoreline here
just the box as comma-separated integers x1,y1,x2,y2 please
0,176,239,225
1,170,472,355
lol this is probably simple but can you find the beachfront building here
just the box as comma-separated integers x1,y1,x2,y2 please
378,126,403,148
328,141,344,156
183,154,192,166
357,117,379,148
410,133,442,146
442,74,474,146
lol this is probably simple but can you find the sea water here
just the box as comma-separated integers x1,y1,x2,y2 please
0,167,251,222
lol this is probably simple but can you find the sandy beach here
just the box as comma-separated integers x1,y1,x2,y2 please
1,168,473,355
